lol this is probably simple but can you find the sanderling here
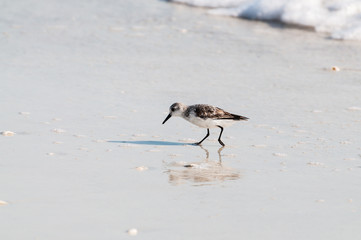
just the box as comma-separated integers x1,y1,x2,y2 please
162,103,248,146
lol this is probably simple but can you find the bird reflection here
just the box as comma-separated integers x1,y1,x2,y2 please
166,146,241,186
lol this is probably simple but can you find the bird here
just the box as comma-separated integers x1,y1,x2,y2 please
162,103,248,146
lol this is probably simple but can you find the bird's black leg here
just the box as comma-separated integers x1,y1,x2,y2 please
195,128,210,145
217,126,225,146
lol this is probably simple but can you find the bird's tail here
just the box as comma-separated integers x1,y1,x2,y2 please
231,114,249,121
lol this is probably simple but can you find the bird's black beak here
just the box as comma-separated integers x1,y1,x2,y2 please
162,114,172,124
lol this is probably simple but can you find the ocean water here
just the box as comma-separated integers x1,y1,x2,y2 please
170,0,361,40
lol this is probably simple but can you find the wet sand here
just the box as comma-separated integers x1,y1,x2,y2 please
1,0,361,239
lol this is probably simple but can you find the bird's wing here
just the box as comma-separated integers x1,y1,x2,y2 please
193,105,230,119
196,105,248,120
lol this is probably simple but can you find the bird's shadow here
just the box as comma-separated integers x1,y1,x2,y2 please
108,140,195,146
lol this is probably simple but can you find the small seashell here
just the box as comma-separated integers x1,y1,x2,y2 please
331,66,340,71
127,228,138,236
0,200,8,205
52,129,65,133
184,164,196,168
19,112,30,115
347,106,361,111
1,131,15,136
135,166,148,171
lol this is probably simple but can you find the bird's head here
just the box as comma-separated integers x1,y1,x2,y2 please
162,102,186,124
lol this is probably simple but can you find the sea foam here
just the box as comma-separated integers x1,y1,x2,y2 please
171,0,361,40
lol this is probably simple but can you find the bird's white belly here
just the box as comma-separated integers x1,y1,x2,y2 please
186,116,236,128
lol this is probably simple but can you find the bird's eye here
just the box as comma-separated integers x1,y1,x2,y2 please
171,107,176,111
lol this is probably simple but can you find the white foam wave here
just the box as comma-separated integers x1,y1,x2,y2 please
171,0,361,40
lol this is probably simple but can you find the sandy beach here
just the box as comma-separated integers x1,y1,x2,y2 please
1,0,361,239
